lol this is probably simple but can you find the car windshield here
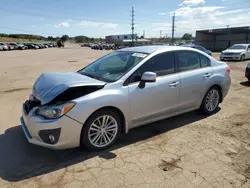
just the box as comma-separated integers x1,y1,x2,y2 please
228,45,246,50
78,51,148,82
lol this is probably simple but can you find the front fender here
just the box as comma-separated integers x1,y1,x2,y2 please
66,87,130,128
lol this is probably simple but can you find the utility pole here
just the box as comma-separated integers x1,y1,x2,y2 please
226,25,231,48
131,7,135,46
171,12,176,45
143,30,145,38
160,30,162,39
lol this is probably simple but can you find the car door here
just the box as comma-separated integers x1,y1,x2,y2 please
127,51,180,127
176,50,213,111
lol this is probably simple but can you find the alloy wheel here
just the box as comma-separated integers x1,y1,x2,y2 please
88,115,118,148
205,89,219,112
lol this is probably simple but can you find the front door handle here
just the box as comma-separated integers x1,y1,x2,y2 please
169,82,179,87
203,73,211,78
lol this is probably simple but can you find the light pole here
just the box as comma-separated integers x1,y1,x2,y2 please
226,25,231,48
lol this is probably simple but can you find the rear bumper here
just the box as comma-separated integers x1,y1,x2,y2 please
221,74,231,101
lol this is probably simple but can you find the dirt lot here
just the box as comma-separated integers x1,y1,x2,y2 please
0,46,250,188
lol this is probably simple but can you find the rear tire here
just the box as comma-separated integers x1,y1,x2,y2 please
200,87,221,115
80,109,121,151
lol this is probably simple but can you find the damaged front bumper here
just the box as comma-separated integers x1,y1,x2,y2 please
20,100,83,150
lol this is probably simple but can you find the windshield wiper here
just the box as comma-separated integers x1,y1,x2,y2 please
79,72,100,80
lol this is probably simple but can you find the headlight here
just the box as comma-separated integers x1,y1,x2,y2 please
35,102,75,119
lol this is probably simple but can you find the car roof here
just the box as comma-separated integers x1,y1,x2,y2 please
118,45,192,54
181,44,197,47
231,44,249,46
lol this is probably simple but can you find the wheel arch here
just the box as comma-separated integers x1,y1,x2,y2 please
80,106,127,145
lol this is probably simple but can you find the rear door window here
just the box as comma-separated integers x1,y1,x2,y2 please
199,54,211,67
176,51,200,72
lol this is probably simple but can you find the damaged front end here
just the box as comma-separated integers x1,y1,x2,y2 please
24,72,106,117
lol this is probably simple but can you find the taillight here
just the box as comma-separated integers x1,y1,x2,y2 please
226,66,230,74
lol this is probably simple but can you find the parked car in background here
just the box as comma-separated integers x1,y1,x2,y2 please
245,62,250,82
9,43,27,50
0,46,3,51
24,43,39,49
181,44,212,56
0,43,9,50
220,44,250,61
36,43,45,49
7,43,15,50
21,46,231,150
16,42,28,50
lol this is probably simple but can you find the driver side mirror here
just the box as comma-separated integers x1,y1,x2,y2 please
139,72,156,89
141,72,157,82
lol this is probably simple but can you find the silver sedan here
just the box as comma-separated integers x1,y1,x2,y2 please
21,46,231,150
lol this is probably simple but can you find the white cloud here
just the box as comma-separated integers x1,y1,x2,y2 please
150,6,250,37
214,9,245,16
76,20,117,29
179,0,205,6
158,12,167,16
54,21,70,28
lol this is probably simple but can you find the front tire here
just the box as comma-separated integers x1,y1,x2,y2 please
240,54,245,61
81,109,121,151
200,87,221,114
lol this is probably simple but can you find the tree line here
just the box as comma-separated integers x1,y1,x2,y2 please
0,33,193,43
0,33,104,43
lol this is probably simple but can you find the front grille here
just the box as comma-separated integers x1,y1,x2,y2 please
23,100,41,115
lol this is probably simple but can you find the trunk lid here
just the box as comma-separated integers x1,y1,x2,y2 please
32,72,106,105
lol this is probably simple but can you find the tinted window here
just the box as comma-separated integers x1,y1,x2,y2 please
144,52,175,76
127,52,175,84
200,54,210,67
176,51,200,72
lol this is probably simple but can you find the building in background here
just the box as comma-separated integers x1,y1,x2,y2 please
105,34,152,46
195,26,250,52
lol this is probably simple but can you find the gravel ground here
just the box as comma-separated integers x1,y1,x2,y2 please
0,46,250,188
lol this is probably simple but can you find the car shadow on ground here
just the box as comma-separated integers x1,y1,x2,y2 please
240,81,250,87
0,110,219,182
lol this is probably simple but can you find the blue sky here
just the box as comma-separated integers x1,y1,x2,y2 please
0,0,250,37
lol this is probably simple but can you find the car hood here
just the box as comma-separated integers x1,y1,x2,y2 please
222,49,245,53
32,72,106,105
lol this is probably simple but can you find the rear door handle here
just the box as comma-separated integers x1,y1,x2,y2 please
203,73,211,78
169,82,179,87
